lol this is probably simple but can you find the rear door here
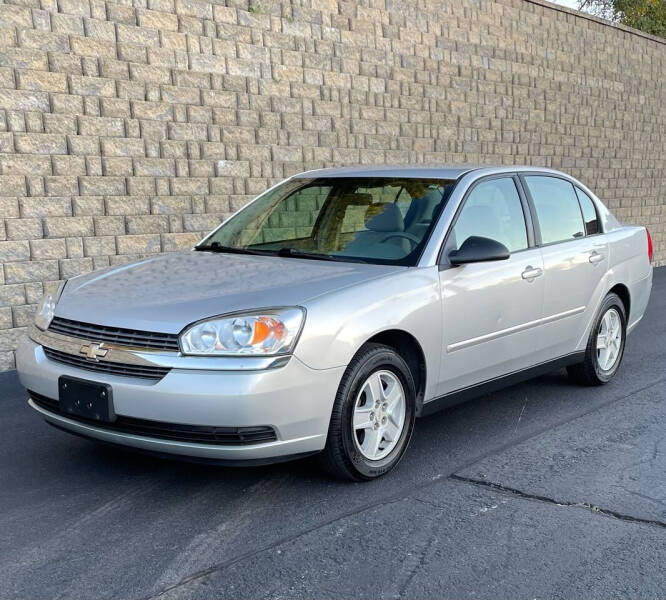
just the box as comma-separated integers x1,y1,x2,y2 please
437,175,545,396
521,175,608,362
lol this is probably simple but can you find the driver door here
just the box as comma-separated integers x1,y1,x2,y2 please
436,176,545,396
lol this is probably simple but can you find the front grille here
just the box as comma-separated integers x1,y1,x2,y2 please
48,317,180,351
29,392,278,446
43,347,170,381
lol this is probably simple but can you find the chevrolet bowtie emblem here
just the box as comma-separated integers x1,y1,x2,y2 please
80,342,109,361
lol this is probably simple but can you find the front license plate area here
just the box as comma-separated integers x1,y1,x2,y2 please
58,376,115,423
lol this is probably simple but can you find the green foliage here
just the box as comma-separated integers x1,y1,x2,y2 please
579,0,666,37
618,0,666,36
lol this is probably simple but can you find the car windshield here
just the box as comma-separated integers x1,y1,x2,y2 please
197,177,457,266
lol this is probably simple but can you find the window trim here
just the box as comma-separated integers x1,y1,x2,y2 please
574,185,603,238
517,173,588,248
437,173,535,269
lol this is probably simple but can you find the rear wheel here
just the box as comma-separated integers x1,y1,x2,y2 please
319,343,416,481
567,292,626,386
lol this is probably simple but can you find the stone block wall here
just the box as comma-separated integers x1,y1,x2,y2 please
0,0,664,369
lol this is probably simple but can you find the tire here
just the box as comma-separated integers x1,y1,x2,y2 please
319,343,416,481
567,292,627,386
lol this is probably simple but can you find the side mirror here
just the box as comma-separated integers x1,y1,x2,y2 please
448,236,510,265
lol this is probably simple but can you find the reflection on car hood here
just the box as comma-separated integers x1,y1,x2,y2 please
55,251,398,333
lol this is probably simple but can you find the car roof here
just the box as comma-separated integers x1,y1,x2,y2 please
292,164,568,180
293,165,475,179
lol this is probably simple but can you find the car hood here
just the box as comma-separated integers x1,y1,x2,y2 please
55,251,398,334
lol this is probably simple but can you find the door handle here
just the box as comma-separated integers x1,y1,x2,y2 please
589,251,604,264
521,266,543,280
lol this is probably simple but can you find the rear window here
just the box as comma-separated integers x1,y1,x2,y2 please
575,187,600,235
524,176,585,244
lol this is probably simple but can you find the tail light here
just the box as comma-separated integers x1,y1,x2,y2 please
646,228,653,263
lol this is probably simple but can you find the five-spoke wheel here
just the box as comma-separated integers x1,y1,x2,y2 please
596,307,623,372
352,370,406,461
320,343,416,481
568,292,627,385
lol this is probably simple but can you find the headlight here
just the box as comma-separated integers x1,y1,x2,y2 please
179,308,305,356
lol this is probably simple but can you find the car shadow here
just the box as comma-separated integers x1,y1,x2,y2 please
51,368,580,488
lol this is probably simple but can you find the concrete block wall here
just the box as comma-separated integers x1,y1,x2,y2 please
0,0,664,369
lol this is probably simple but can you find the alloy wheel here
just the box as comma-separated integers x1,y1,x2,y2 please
596,307,623,372
352,370,406,460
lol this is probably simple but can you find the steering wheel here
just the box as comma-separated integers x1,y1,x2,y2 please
378,232,421,248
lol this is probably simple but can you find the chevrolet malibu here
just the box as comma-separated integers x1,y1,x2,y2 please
17,165,654,480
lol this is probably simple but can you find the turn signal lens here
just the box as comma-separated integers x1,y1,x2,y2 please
179,308,305,356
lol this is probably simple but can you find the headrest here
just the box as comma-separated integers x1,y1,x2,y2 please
366,203,404,232
364,203,386,221
405,189,441,226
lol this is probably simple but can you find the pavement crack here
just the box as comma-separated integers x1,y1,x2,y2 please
397,522,439,599
139,495,409,600
139,375,666,599
513,397,528,434
412,497,446,511
449,474,666,530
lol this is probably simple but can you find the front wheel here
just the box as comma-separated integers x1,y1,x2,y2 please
319,343,416,481
567,292,627,386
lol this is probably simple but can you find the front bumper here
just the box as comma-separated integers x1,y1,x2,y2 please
17,335,345,461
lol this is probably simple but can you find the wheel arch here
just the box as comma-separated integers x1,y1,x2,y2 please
608,283,631,321
364,329,427,412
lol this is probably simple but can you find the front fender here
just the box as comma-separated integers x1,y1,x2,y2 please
294,267,442,400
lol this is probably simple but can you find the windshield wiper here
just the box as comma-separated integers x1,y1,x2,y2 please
197,243,366,263
195,242,272,256
276,248,362,262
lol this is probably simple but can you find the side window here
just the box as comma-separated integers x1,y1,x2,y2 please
452,178,528,253
575,187,600,235
524,176,585,244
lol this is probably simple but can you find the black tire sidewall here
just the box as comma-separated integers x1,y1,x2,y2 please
338,347,416,480
591,294,627,383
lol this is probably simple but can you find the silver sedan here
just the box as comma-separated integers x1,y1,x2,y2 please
17,165,654,480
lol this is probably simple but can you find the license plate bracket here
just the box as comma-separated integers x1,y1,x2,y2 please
58,376,115,423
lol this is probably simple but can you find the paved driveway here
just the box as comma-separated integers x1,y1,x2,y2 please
1,268,664,599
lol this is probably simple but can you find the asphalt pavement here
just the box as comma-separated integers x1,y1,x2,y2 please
1,268,664,599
